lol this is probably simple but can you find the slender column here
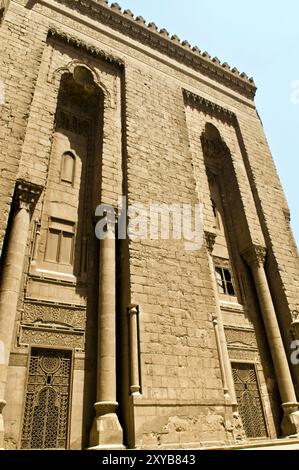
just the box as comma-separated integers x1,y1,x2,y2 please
128,304,141,396
205,232,237,405
89,222,124,449
0,180,42,448
242,245,299,436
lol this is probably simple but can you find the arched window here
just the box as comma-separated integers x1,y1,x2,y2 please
60,151,75,184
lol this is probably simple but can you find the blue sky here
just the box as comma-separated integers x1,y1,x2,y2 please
116,0,299,246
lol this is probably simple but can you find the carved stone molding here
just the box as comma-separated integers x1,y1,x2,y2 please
204,231,216,254
45,0,255,98
228,349,259,362
224,327,257,349
23,302,86,330
15,180,43,213
48,27,124,68
241,245,267,269
19,324,84,350
184,91,238,122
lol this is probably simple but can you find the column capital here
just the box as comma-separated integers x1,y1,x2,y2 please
15,180,43,213
241,244,267,269
128,304,139,316
204,231,217,254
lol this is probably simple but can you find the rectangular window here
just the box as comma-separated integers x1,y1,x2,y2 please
45,218,75,265
215,266,235,296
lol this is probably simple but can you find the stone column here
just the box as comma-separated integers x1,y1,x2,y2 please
0,180,42,448
89,223,124,449
242,245,299,436
128,304,141,396
205,232,237,405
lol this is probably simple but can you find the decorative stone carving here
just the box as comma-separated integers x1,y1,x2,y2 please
19,324,84,350
228,349,259,362
184,91,237,122
241,245,267,269
48,27,124,68
23,302,86,329
15,180,43,213
224,327,257,349
204,231,216,254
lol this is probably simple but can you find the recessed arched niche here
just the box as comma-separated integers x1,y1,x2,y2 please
60,151,76,185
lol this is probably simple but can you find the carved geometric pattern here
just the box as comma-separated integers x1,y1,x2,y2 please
19,325,84,350
225,327,257,349
21,348,72,449
23,303,86,330
232,363,267,439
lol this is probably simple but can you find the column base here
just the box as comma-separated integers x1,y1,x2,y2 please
281,402,299,437
89,401,124,450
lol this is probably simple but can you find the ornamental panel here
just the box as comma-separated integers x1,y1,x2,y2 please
21,348,72,449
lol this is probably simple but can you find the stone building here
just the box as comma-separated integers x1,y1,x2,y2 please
0,0,298,450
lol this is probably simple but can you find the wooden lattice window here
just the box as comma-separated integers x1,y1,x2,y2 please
232,362,268,438
21,348,72,449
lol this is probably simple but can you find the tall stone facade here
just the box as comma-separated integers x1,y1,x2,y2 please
0,0,298,450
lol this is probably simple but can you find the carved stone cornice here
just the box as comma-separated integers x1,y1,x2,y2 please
48,27,124,68
184,91,237,122
15,180,43,213
51,0,256,99
242,245,267,269
204,231,217,254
